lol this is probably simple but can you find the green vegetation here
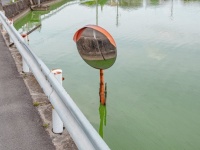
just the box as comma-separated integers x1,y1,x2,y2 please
49,0,71,10
14,0,73,29
81,0,108,6
33,101,40,107
42,123,49,128
150,0,159,5
22,73,27,79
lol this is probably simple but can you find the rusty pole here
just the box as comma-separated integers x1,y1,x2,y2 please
100,69,105,105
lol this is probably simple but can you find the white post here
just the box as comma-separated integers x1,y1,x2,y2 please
22,34,30,73
8,19,13,44
0,10,5,31
38,0,40,7
0,0,3,12
22,57,30,72
0,19,2,31
51,69,64,134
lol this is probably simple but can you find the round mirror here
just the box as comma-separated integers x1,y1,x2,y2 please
73,25,117,69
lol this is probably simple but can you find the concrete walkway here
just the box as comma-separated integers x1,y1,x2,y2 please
0,33,55,149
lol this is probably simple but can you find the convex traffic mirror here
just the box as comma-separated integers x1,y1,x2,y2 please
73,25,117,70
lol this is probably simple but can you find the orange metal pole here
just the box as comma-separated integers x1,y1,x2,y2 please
100,69,105,105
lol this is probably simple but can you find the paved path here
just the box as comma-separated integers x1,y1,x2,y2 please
0,33,55,150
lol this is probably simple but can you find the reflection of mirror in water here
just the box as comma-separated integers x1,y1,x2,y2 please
99,104,107,138
75,27,117,69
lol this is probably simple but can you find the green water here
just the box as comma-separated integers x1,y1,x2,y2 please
15,0,200,149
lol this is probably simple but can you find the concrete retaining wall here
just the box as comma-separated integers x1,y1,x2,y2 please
3,0,30,18
3,0,52,19
31,0,52,5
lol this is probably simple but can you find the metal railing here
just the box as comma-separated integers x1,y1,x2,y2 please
0,11,110,150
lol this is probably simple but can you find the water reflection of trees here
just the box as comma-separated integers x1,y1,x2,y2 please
183,0,200,2
14,0,75,30
81,0,200,9
80,0,163,9
183,0,200,4
81,0,142,8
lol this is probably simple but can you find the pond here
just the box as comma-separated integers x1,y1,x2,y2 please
14,0,200,149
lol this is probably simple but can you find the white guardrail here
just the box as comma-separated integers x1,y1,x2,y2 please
0,11,110,150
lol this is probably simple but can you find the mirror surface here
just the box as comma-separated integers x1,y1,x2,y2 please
75,27,117,69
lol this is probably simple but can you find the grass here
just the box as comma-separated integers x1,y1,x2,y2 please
33,101,40,107
43,123,49,128
22,73,27,78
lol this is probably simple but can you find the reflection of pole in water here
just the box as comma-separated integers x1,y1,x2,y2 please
26,23,29,33
170,0,173,19
96,0,98,25
99,104,107,138
116,0,119,26
143,0,147,9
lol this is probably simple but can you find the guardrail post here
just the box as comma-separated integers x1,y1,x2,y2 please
0,11,5,31
0,19,2,31
0,1,3,12
21,34,30,73
51,69,64,134
22,58,30,72
8,19,13,44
